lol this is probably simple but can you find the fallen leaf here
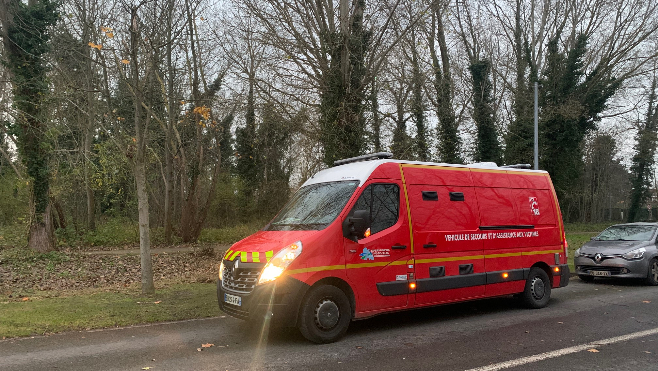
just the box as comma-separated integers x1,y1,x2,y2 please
643,301,651,303
153,301,161,304
141,367,152,370
587,349,599,353
201,343,214,348
197,348,202,352
22,297,29,301
121,59,130,64
355,346,362,349
558,322,564,324
645,351,651,354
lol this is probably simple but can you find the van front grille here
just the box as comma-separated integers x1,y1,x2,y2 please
221,260,261,294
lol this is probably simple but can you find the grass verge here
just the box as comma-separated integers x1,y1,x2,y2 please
0,283,218,339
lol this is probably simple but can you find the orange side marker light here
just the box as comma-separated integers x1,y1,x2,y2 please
554,267,560,273
409,282,416,290
502,272,509,279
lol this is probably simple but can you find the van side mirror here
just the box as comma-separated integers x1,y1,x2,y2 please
343,210,371,242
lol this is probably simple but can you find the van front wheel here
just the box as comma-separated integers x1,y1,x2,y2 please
298,285,352,343
521,268,551,309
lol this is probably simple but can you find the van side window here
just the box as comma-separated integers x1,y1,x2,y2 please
352,184,400,235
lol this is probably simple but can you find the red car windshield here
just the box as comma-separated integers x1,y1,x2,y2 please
265,181,359,231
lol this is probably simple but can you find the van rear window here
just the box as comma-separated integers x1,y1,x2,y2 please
265,181,359,231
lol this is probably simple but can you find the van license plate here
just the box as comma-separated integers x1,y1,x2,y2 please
590,271,611,277
224,293,242,306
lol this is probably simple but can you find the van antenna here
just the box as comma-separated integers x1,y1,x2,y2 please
333,152,394,167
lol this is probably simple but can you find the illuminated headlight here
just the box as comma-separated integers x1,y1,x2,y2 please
218,260,225,280
574,248,582,258
258,241,303,285
622,247,646,260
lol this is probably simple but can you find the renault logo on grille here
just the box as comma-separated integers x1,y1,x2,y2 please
232,260,239,278
594,253,603,264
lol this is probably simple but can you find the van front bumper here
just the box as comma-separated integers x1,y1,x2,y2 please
217,276,310,328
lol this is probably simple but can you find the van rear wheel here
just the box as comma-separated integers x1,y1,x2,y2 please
521,267,551,309
298,285,352,344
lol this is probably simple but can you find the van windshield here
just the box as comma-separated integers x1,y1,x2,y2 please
265,181,359,231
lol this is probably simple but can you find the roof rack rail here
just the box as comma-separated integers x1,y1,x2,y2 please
333,152,394,167
500,164,532,169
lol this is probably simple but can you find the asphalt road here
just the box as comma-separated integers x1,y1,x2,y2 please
2,279,658,371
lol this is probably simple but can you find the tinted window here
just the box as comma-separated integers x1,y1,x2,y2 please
596,225,657,241
351,184,400,235
266,181,359,231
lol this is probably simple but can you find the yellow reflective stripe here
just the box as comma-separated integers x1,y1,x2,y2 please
283,249,562,275
224,250,233,259
240,251,248,262
286,265,344,275
521,249,562,256
346,262,390,269
391,260,409,266
252,252,260,263
265,250,273,262
415,255,485,264
485,252,522,259
229,250,241,261
400,164,414,254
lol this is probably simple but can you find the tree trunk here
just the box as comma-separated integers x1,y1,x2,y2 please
28,204,55,252
163,0,175,245
130,5,154,295
81,0,96,231
134,156,154,294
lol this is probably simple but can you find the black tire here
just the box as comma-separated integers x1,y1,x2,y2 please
646,259,658,286
521,267,552,309
578,274,595,283
298,285,352,344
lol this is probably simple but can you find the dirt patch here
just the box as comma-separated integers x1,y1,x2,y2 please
0,248,223,295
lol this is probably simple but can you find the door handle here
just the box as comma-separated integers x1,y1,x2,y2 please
423,243,437,248
392,245,407,250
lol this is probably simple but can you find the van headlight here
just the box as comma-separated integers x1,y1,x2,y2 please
258,241,303,285
574,248,582,258
218,260,225,280
622,247,646,260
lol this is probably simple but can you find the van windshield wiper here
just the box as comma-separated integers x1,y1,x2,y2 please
271,222,327,228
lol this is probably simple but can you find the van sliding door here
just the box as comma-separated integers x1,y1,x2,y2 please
402,165,485,306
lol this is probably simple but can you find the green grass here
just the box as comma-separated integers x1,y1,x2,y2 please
2,219,264,250
0,283,219,338
563,222,614,233
0,223,28,249
199,223,263,245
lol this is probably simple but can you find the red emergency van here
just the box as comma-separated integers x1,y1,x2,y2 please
217,153,569,343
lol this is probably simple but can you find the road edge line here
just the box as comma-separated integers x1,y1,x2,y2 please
466,327,658,371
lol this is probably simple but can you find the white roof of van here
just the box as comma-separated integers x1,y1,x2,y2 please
301,159,548,187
